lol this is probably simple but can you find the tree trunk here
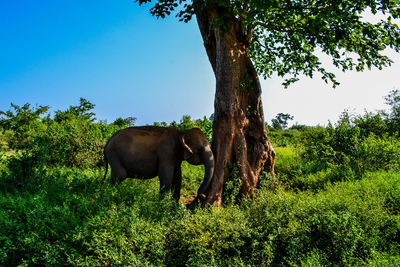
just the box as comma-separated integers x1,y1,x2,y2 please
196,4,275,206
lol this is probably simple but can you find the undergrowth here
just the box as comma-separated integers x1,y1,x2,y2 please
1,164,399,266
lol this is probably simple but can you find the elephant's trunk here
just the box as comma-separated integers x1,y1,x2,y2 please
197,146,215,199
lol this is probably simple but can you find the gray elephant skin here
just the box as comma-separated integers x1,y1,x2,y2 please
102,126,215,201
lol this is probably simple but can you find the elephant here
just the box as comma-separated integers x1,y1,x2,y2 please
101,126,215,201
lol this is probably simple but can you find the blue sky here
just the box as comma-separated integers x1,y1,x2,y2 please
1,1,400,126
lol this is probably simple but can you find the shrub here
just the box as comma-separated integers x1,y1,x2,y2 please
273,146,304,187
4,119,124,180
355,134,400,172
249,171,400,265
0,103,49,150
165,206,272,266
267,128,304,147
299,126,334,169
72,204,168,266
30,118,117,168
353,111,387,138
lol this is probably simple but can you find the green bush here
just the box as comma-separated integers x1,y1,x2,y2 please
273,146,303,187
0,99,128,173
355,133,400,172
0,167,167,266
166,206,273,266
353,111,387,138
30,118,121,169
72,204,168,266
267,128,304,147
0,103,49,150
299,126,334,170
249,171,400,265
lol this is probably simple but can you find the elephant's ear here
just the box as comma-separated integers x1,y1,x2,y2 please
180,135,193,160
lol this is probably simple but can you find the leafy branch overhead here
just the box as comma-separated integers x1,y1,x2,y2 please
135,0,400,87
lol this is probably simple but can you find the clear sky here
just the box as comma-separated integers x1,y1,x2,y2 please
1,1,400,126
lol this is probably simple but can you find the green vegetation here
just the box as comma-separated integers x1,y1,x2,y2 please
1,92,400,266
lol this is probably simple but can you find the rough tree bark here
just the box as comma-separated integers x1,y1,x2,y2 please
196,3,275,206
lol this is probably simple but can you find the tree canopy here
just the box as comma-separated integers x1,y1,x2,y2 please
136,0,400,87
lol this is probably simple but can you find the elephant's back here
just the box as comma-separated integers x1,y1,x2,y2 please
108,126,162,142
105,127,164,178
107,127,162,152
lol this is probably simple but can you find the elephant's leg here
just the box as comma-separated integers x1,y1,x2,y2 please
172,162,182,201
110,160,127,186
158,161,175,196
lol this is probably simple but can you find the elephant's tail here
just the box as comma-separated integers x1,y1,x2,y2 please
101,137,113,185
101,154,108,185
